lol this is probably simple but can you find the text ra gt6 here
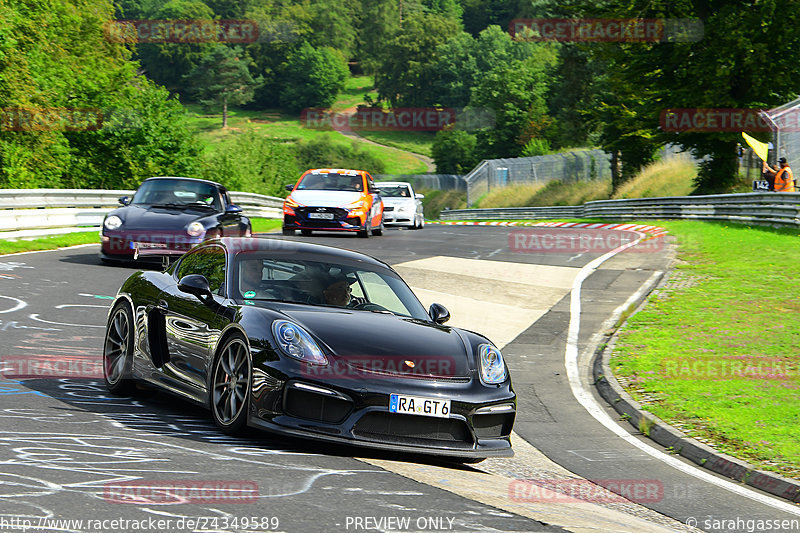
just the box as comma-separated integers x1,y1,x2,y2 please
103,237,515,461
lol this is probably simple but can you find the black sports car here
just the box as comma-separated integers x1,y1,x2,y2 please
103,237,515,460
100,176,251,263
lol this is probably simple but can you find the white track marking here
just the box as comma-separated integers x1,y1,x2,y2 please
565,232,800,515
0,295,27,314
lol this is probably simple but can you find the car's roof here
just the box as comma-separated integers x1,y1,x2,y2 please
215,237,391,270
375,181,412,187
302,169,370,176
142,176,225,188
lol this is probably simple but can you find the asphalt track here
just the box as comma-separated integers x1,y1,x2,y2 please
0,224,797,533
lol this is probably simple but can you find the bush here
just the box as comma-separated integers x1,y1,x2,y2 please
201,130,300,196
295,135,386,174
431,129,479,173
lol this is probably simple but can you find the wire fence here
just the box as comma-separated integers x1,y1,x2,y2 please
464,150,611,206
374,174,466,191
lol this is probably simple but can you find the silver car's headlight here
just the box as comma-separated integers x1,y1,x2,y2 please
104,215,123,230
478,343,507,384
272,320,328,365
187,222,205,237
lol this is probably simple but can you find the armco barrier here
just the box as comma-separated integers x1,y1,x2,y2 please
440,192,800,228
0,188,284,235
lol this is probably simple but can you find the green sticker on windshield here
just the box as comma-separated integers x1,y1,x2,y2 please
243,291,256,299
243,300,255,306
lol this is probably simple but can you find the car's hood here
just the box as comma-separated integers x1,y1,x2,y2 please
289,190,364,207
280,307,471,378
381,197,416,207
111,205,209,230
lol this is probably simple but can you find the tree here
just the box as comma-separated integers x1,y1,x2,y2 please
469,47,558,159
184,45,262,128
279,42,348,113
135,0,217,92
373,11,461,107
576,0,800,193
432,128,479,173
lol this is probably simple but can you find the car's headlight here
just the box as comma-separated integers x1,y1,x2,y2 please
272,320,328,365
478,343,507,384
187,222,205,237
284,196,301,208
104,215,123,230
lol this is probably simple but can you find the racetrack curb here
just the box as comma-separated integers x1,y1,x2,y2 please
592,277,800,505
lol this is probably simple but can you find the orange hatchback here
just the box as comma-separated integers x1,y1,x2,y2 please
282,169,384,237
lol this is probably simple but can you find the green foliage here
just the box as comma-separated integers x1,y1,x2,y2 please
201,130,298,197
373,11,461,107
0,0,202,189
576,0,800,194
184,45,262,127
521,137,550,157
295,135,386,174
431,128,479,173
417,188,467,219
135,0,216,91
469,47,558,159
279,42,348,113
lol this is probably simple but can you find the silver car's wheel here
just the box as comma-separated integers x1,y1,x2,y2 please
210,335,251,434
103,301,135,395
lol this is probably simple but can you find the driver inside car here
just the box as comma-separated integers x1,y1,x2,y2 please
321,273,366,307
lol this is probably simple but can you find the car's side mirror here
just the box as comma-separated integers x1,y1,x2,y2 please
415,193,425,199
178,274,212,300
226,204,242,214
429,303,450,324
118,196,130,206
285,184,295,192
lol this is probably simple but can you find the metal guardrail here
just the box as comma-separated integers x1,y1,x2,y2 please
0,189,284,235
440,192,800,228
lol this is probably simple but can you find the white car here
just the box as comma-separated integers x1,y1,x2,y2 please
375,181,424,229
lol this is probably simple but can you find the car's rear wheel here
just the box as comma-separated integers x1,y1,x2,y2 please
210,334,251,435
103,301,136,395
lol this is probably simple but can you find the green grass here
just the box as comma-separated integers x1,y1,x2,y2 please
610,220,800,477
612,157,697,199
0,231,99,255
475,179,613,208
251,218,282,233
329,75,377,112
353,129,435,158
183,104,428,175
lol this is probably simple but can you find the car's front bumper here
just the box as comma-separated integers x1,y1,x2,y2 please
249,366,516,458
100,231,203,262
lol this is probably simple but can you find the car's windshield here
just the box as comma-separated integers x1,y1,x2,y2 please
132,179,222,210
376,185,412,198
296,173,364,192
233,254,429,320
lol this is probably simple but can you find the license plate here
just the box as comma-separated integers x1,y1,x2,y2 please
389,394,451,418
133,242,167,249
308,212,334,220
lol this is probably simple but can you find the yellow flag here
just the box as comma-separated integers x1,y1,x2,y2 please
741,132,769,162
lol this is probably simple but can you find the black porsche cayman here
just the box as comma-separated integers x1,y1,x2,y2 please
103,237,515,460
100,176,251,263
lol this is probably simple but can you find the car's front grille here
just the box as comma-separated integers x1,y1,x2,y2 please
353,412,472,445
383,206,394,212
295,207,348,222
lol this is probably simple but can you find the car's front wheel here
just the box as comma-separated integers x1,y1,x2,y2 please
372,219,383,236
357,216,371,238
209,334,252,435
103,301,136,395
